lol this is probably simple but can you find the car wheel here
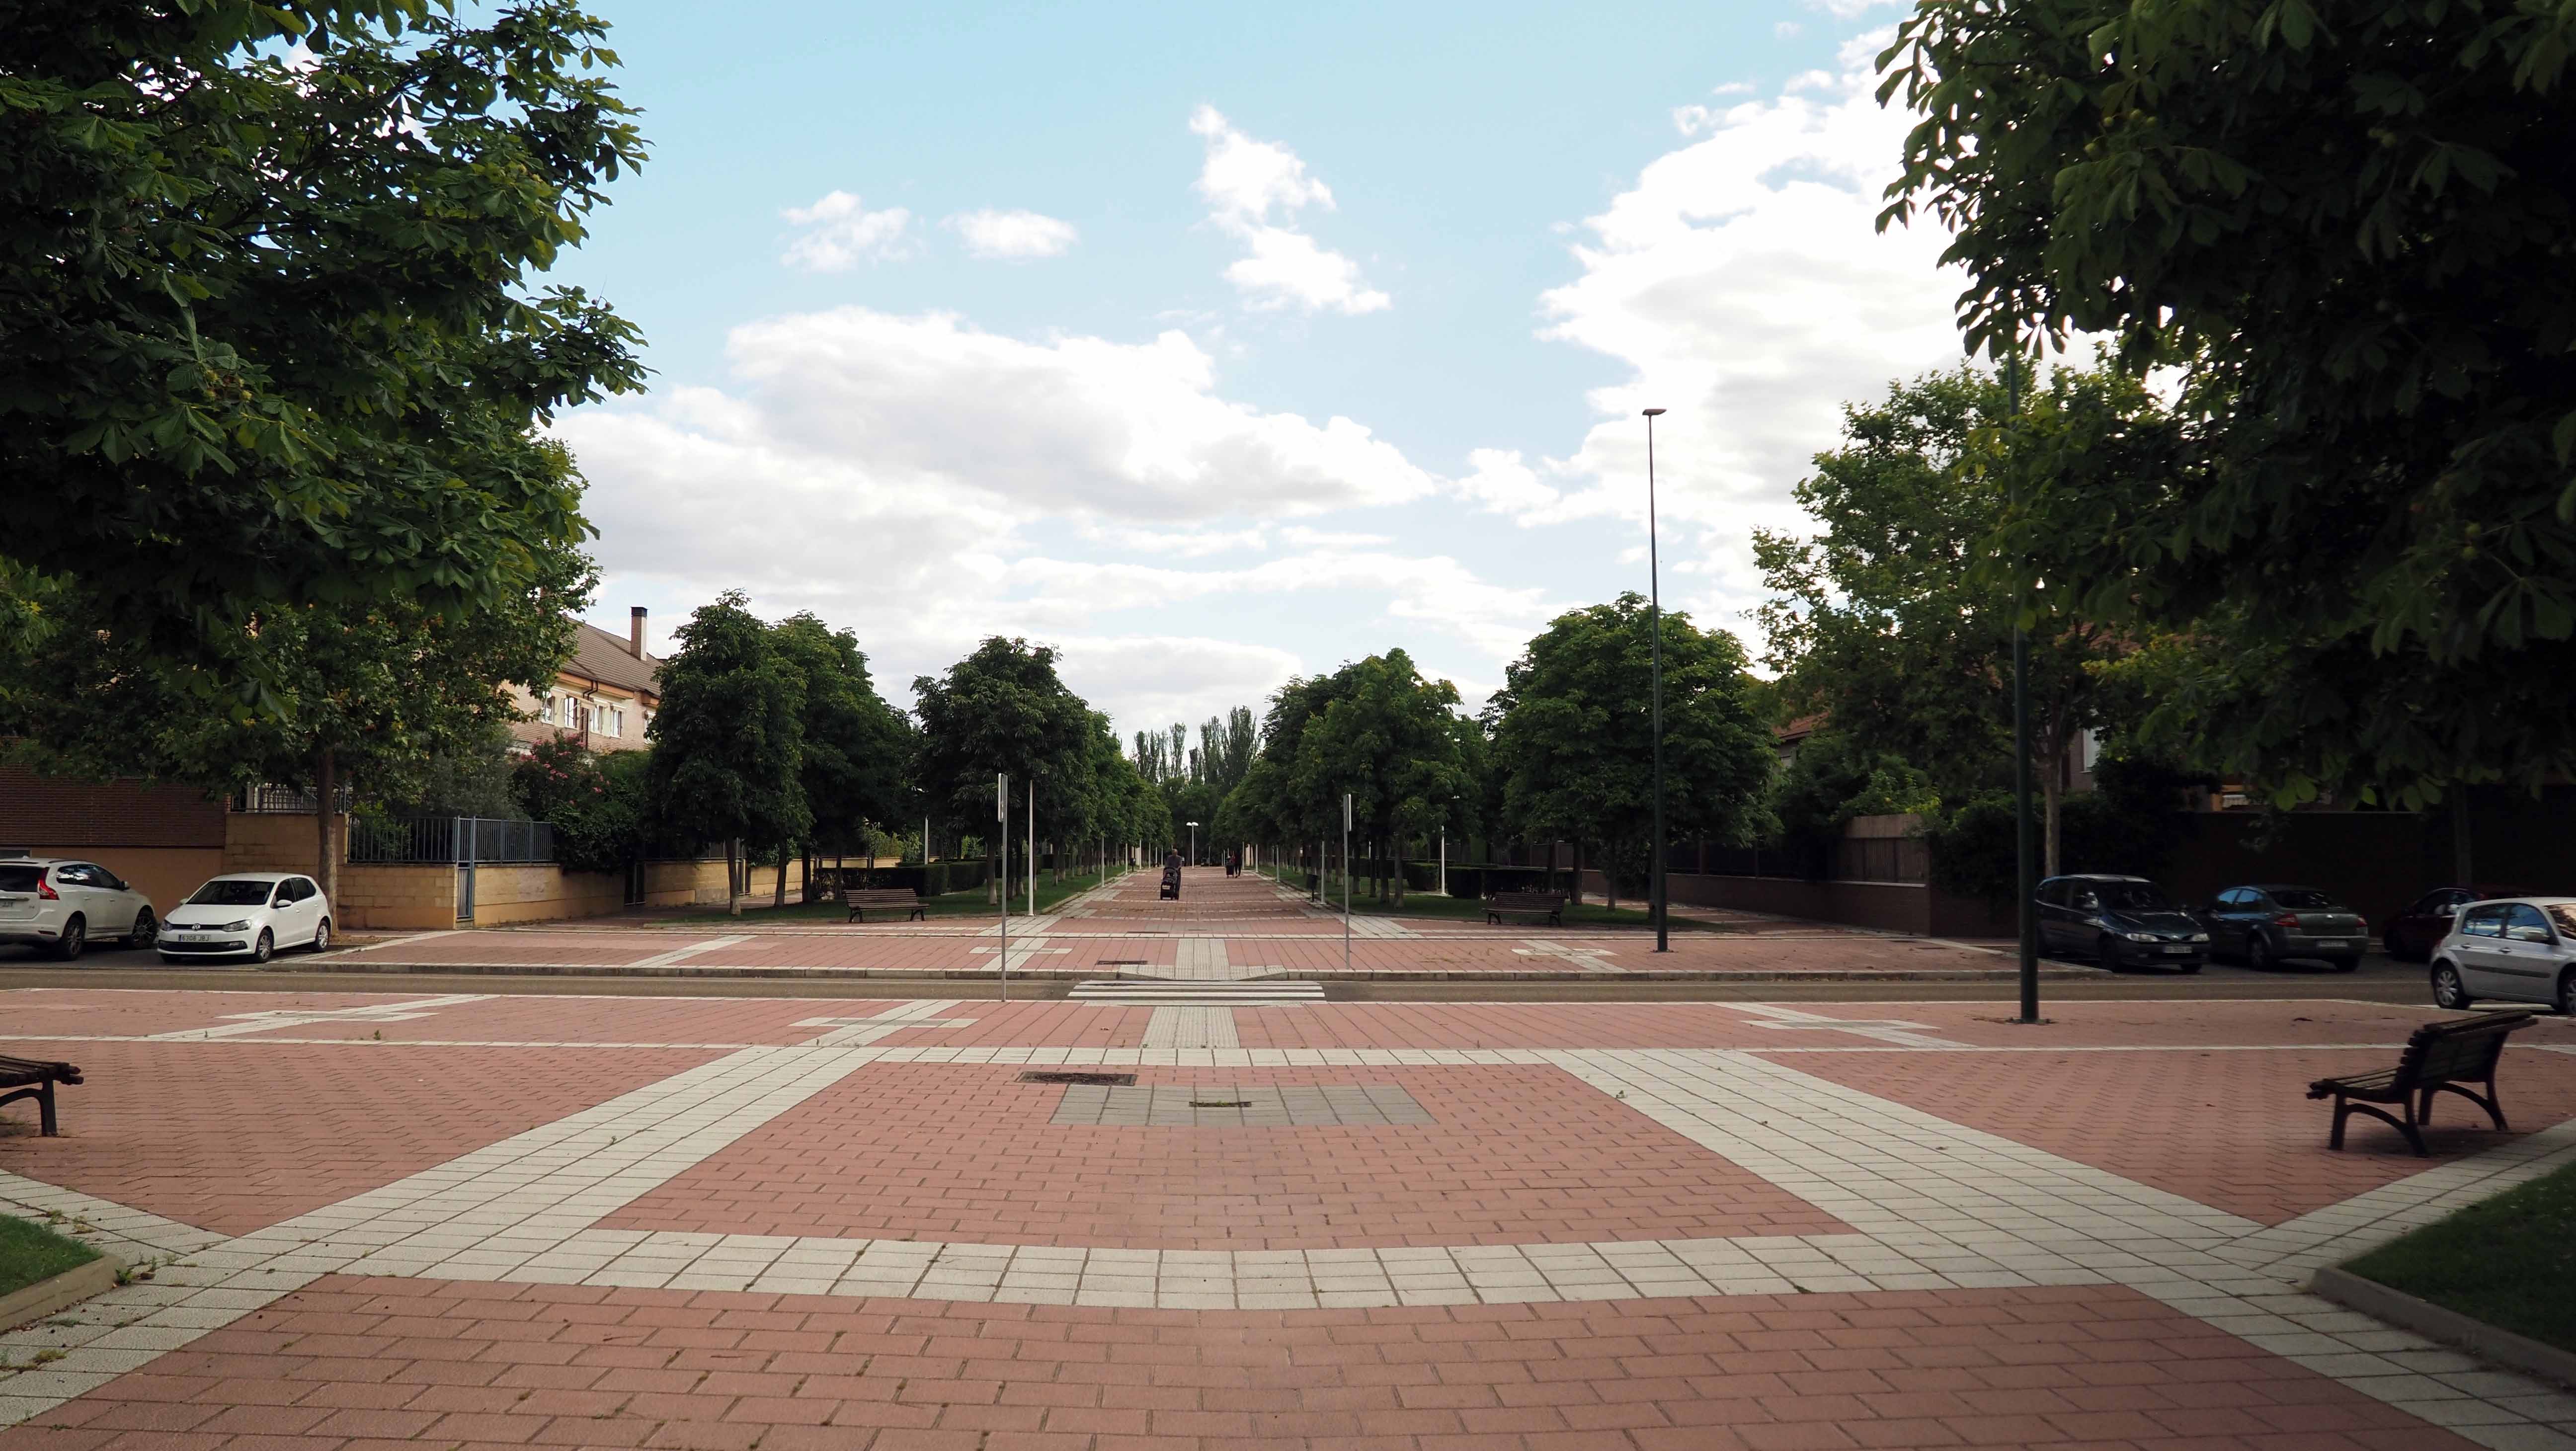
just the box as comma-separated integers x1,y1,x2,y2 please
251,929,273,965
2095,933,2124,971
124,908,158,949
52,916,85,961
2247,935,2274,971
2432,962,2473,1010
311,917,330,953
2331,956,2361,974
2558,970,2576,1017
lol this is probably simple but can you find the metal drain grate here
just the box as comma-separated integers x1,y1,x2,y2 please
1189,1099,1252,1109
1094,959,1152,966
1018,1071,1138,1087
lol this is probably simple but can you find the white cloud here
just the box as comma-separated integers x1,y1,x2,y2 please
551,304,1544,728
1775,20,1803,37
780,190,915,270
1523,33,1965,631
1190,106,1390,315
948,208,1079,260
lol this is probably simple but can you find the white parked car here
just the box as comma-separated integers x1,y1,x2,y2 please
158,874,333,964
2429,896,2576,1015
0,857,160,960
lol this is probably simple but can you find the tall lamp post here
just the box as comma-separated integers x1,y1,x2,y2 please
2004,320,2039,1022
1643,406,1670,954
1186,820,1200,868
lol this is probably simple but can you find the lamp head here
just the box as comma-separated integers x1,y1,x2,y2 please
1641,407,1666,417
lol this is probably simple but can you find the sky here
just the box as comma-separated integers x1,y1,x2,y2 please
541,0,1972,741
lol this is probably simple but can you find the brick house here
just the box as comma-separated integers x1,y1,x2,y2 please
507,607,662,755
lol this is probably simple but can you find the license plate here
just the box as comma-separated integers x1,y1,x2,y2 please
169,933,208,943
2163,945,2195,954
2315,940,2351,950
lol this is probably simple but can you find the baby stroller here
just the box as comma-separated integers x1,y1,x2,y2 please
1159,864,1182,900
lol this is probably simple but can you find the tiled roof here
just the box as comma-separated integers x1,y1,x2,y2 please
558,620,662,698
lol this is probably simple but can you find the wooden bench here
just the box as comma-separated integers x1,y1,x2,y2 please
2306,1011,2536,1155
0,1054,81,1137
842,888,925,922
1486,890,1567,926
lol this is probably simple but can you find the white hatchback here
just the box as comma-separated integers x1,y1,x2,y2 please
0,857,160,960
2429,897,2576,1015
159,874,334,964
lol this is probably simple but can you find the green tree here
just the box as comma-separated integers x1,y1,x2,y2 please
2,1,646,708
1281,651,1474,905
912,638,1095,903
0,539,585,906
647,593,807,910
513,737,651,875
1753,364,2157,873
1878,0,2576,809
771,613,912,886
1488,594,1774,903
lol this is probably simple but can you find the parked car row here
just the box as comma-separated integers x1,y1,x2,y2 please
2034,870,2575,1014
0,856,333,964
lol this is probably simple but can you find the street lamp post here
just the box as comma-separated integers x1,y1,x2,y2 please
1186,820,1199,868
2005,324,2039,1023
1643,406,1670,954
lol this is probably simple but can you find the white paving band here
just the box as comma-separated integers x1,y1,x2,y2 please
2,1007,2575,1447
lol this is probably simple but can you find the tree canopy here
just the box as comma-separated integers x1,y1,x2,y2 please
647,592,808,882
1487,593,1774,888
2,0,645,709
770,613,912,858
1878,0,2576,806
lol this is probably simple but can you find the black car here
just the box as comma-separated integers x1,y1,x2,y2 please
2197,884,2366,971
2035,874,2209,972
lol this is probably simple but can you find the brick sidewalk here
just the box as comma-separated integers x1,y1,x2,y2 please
3,988,2573,1449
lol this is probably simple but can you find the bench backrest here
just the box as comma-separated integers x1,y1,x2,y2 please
2395,1013,2534,1086
844,889,920,903
0,1055,78,1086
1491,891,1566,907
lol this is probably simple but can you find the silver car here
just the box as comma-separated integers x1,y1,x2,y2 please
2429,897,2576,1015
0,857,160,960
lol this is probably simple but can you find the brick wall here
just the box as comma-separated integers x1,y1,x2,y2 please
0,767,225,848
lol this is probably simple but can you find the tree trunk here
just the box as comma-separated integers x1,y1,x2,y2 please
727,838,742,916
314,747,340,911
1605,840,1617,911
986,846,997,905
1573,840,1586,906
774,843,789,908
801,847,814,905
2041,750,2065,879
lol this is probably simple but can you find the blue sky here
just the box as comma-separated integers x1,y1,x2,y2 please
544,0,1967,736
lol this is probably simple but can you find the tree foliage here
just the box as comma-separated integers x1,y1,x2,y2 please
1878,0,2576,805
770,613,911,857
2,0,647,709
647,592,808,868
1487,593,1775,881
1231,652,1473,901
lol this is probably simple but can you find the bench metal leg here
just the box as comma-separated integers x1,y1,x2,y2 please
38,1080,56,1137
2331,1096,2427,1156
2421,1078,2508,1132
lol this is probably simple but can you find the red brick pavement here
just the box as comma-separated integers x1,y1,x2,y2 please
0,1041,716,1233
606,1064,1846,1249
1819,997,2576,1050
0,1276,2473,1451
1791,1044,2576,1224
0,988,425,1039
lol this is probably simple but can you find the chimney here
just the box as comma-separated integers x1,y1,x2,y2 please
629,606,647,659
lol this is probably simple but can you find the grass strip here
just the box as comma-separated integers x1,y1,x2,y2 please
2343,1156,2576,1355
0,1212,101,1300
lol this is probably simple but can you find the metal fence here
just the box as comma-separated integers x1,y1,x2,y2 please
236,783,354,814
348,816,554,865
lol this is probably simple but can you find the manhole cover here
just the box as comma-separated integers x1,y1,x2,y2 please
1018,1071,1138,1086
1095,959,1151,966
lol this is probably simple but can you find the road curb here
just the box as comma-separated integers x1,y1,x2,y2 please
2309,1265,2576,1392
0,1254,120,1334
269,960,2109,983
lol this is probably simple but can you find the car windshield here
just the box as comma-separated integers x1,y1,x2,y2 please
2269,889,2339,910
187,880,275,906
0,866,40,893
2097,883,2174,912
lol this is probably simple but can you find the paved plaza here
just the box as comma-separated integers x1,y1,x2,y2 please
304,870,2079,986
5,976,2576,1450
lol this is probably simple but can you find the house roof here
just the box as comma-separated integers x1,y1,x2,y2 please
1775,713,1827,743
557,620,662,699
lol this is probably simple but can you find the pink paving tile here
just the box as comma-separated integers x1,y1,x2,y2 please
1812,997,2576,1050
0,1278,2480,1451
0,988,448,1040
1784,1044,2576,1224
340,930,684,967
607,1063,1846,1249
0,1041,716,1233
1234,1003,1816,1050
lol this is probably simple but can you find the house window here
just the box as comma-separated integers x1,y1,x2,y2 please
597,706,621,739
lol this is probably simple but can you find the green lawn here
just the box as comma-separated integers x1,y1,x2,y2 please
2343,1157,2576,1354
676,868,1132,923
0,1212,100,1300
